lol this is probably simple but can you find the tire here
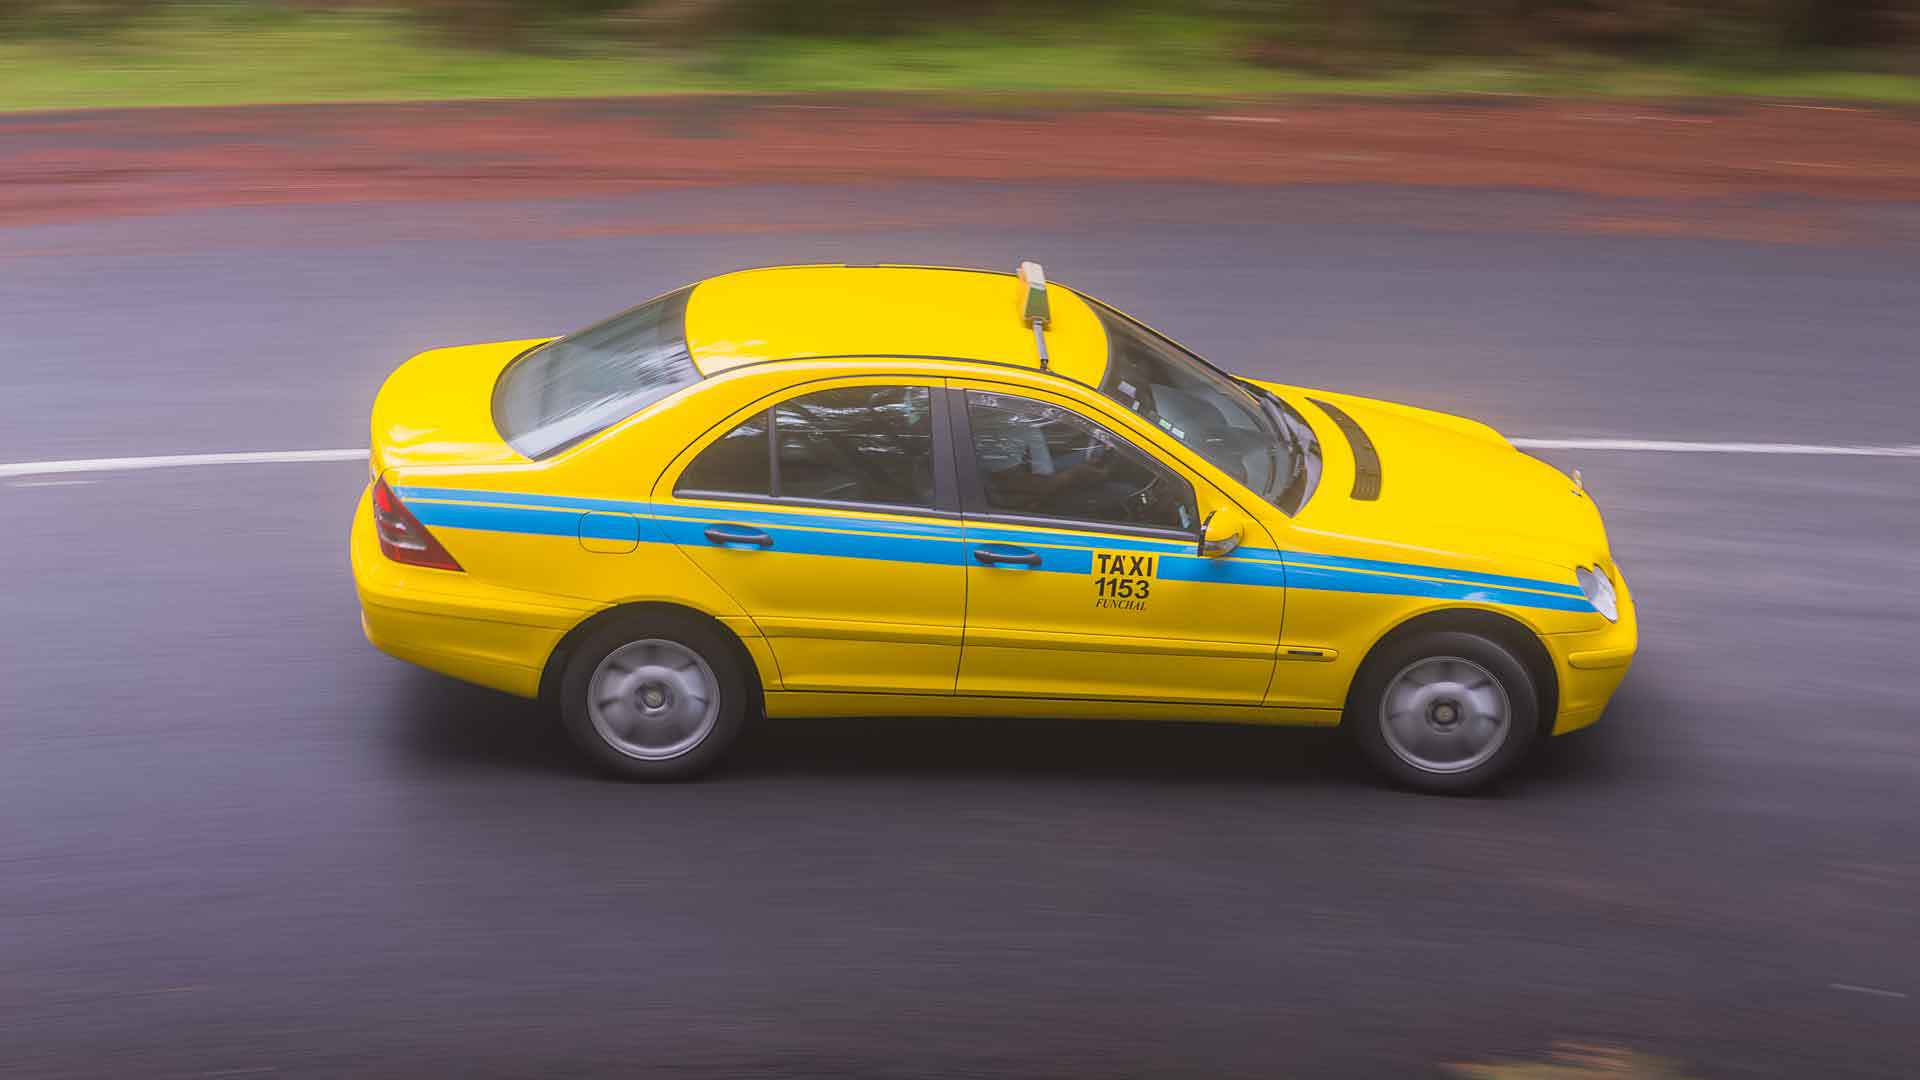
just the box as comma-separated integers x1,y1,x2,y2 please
1346,629,1540,795
557,614,748,781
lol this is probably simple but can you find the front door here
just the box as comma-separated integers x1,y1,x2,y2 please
951,384,1285,705
654,378,965,694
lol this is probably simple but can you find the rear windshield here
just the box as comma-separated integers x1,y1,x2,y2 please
494,287,698,459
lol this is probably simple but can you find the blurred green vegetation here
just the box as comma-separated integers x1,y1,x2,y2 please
0,1,1914,111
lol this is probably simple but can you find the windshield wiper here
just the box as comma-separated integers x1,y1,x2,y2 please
1236,380,1305,502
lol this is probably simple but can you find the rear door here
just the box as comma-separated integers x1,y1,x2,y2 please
651,377,966,694
951,383,1285,705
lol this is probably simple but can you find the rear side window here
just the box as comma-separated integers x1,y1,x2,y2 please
494,287,698,459
675,410,770,497
676,385,936,510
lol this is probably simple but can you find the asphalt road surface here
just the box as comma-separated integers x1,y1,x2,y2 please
4,184,1918,1078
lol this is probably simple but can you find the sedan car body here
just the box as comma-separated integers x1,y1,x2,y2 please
352,264,1635,792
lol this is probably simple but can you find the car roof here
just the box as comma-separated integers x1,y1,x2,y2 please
683,265,1112,387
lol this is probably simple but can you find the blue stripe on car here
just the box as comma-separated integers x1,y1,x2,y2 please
1276,551,1585,597
1281,564,1593,612
400,486,643,514
394,486,1592,613
649,515,971,566
410,501,585,538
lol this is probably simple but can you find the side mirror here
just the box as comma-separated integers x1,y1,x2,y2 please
1197,508,1244,558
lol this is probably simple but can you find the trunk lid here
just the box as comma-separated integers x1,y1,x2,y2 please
368,339,550,474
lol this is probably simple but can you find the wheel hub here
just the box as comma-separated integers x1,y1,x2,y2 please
586,639,721,761
638,682,670,712
1378,656,1513,775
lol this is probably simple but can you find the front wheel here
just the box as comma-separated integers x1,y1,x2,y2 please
558,615,747,780
1347,630,1540,795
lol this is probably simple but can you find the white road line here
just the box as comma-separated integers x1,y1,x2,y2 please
0,448,367,480
1,439,1917,482
1830,983,1908,999
1511,438,1920,457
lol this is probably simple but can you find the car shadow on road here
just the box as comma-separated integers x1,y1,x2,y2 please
390,673,580,779
389,669,1367,788
389,668,1637,794
726,712,1369,790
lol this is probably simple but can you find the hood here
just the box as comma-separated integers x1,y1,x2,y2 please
1260,383,1612,578
369,339,550,474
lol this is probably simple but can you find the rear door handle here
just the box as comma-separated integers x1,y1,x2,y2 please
704,525,773,549
973,545,1041,567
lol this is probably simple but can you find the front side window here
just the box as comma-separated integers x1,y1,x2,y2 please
966,390,1195,533
676,385,936,509
1092,302,1320,515
494,287,699,459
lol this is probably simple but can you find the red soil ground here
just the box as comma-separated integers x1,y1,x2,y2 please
3,96,1918,228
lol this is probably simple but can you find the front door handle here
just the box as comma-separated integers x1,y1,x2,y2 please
973,545,1041,567
704,525,773,549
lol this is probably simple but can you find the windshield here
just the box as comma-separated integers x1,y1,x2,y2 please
1092,303,1319,514
494,287,698,459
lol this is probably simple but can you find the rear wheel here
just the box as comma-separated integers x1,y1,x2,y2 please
1347,630,1540,794
558,615,746,780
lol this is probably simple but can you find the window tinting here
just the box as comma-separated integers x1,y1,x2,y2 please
774,386,935,507
965,391,1195,532
676,410,770,497
494,287,698,460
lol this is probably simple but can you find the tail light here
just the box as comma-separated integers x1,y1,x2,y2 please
371,476,463,571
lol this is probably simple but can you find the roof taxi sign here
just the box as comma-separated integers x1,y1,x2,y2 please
1017,260,1051,369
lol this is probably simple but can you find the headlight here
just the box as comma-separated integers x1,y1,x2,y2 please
1576,565,1618,621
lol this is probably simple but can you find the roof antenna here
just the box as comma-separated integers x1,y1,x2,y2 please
1018,260,1051,371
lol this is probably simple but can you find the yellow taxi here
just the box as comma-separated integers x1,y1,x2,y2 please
352,263,1635,793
